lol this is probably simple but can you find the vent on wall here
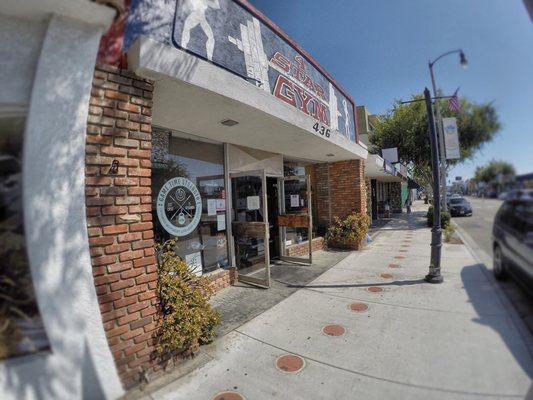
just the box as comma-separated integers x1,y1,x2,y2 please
220,119,239,127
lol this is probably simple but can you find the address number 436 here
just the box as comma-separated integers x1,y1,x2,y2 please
313,122,330,138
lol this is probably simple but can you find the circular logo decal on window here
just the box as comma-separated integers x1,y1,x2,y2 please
156,177,202,237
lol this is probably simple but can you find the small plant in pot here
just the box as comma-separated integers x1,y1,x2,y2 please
326,213,371,250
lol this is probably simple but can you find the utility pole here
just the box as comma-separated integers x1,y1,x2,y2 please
423,87,443,284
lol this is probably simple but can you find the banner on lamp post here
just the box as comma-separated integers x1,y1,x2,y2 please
442,117,460,159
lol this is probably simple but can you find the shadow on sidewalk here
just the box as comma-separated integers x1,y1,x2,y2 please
461,263,533,379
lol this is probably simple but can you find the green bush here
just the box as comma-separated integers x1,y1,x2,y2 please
426,206,451,229
326,213,371,248
443,223,456,242
156,239,220,355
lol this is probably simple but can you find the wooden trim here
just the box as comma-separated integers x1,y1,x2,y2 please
277,214,310,228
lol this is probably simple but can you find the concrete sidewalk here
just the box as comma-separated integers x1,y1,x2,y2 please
138,202,532,400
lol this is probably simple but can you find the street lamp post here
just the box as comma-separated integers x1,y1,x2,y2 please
423,87,443,284
428,49,468,212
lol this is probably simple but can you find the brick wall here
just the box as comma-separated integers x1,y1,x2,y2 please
313,160,367,227
85,64,158,388
286,237,324,257
205,268,235,293
313,163,330,229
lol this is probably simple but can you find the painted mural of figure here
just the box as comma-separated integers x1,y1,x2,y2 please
328,82,341,132
181,0,220,61
342,98,350,138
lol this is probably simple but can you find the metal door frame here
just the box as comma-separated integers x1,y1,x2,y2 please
278,174,313,264
229,169,270,288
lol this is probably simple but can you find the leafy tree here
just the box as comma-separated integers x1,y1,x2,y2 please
369,94,501,190
474,160,515,185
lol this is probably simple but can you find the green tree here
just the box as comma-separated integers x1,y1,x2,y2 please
474,160,515,189
369,94,501,190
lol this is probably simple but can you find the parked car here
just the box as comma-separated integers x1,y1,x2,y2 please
448,197,473,217
492,191,533,294
498,191,509,200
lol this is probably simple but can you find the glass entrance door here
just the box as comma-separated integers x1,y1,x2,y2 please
278,174,313,264
230,170,270,288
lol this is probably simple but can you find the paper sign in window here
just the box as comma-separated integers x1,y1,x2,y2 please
207,199,217,216
247,196,260,210
216,198,226,211
217,214,226,231
290,194,300,207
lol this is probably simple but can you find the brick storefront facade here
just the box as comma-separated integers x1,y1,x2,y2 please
83,65,367,390
313,160,367,227
85,64,238,388
85,64,159,388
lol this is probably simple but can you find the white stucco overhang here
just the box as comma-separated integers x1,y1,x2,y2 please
128,36,368,163
365,154,404,182
0,0,115,26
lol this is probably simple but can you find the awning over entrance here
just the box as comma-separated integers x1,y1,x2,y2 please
128,37,367,163
365,154,404,182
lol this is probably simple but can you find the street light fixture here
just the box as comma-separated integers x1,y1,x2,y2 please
428,48,468,213
459,51,468,68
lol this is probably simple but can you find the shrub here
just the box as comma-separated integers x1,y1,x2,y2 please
443,223,455,242
326,213,371,249
156,239,220,356
426,206,451,229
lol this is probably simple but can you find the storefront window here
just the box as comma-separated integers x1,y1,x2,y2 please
152,131,229,274
0,117,49,359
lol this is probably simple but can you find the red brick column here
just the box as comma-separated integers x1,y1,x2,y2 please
313,163,330,228
313,160,366,226
85,64,158,388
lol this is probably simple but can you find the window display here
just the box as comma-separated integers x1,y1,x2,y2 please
152,131,229,274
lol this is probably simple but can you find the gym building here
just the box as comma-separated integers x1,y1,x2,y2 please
0,0,370,397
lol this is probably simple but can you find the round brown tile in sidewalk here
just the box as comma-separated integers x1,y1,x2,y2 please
380,273,394,279
388,263,400,268
322,324,346,336
349,302,369,312
213,391,245,400
401,244,410,248
276,354,305,373
367,286,383,293
394,256,405,259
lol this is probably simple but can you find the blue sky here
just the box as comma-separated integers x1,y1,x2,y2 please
249,0,532,179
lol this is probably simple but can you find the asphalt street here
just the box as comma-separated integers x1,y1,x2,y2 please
453,196,533,334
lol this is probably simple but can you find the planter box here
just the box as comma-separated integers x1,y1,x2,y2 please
277,214,310,228
328,238,364,251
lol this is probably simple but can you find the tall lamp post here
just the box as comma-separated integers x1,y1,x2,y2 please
428,49,468,212
423,88,443,284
